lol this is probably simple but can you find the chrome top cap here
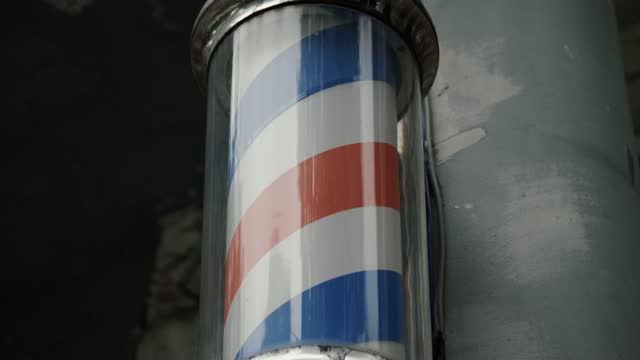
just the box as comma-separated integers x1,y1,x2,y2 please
191,0,439,96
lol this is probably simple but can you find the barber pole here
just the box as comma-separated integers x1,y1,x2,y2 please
192,2,439,360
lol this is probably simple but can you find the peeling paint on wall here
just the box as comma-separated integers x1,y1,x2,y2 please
429,39,521,148
434,127,487,165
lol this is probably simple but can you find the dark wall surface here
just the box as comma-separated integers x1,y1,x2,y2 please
3,1,205,359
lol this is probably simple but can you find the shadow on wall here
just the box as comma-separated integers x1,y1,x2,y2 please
620,27,640,154
616,0,640,156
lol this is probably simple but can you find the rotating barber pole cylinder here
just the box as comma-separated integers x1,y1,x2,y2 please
191,2,439,360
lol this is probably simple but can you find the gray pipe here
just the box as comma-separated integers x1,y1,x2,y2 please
424,0,640,358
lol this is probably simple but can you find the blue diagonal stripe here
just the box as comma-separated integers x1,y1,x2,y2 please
227,20,400,188
234,270,404,360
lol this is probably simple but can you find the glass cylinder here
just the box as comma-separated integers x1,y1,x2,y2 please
200,5,432,360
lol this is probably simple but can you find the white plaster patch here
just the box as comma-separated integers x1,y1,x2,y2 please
429,38,521,145
491,162,595,285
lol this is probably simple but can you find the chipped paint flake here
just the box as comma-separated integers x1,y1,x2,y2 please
563,44,575,60
435,127,487,165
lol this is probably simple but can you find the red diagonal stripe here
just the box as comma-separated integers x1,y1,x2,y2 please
223,142,400,320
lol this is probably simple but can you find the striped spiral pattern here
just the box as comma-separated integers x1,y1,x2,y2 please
222,8,404,360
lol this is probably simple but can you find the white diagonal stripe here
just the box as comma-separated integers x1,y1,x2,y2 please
223,207,402,360
226,80,398,249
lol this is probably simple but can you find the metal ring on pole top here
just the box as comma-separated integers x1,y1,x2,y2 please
191,0,439,96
